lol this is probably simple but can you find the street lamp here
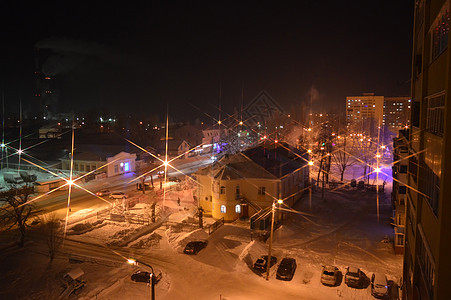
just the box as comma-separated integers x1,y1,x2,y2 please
128,258,156,300
266,199,282,280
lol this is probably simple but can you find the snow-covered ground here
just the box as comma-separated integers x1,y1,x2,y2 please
0,186,401,299
0,156,401,300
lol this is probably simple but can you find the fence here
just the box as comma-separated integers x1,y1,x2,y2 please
96,208,150,225
164,220,198,232
207,217,224,235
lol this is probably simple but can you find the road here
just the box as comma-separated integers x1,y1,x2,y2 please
32,156,211,216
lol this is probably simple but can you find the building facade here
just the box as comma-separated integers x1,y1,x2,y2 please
392,130,409,254
346,93,384,135
346,94,412,136
194,142,309,223
383,97,412,132
402,1,450,299
61,151,136,177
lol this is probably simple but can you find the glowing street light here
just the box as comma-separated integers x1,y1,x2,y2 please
307,149,312,154
308,161,314,166
374,167,381,173
127,258,156,300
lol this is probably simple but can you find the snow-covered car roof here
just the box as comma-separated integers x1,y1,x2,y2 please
347,267,359,274
373,273,387,285
323,265,336,272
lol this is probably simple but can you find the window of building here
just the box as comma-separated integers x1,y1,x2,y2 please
235,204,241,213
418,233,435,298
431,4,449,61
114,165,118,173
258,187,266,195
399,186,407,194
426,93,445,136
235,185,240,199
220,186,226,194
220,205,226,213
400,165,407,173
420,165,440,216
397,234,405,246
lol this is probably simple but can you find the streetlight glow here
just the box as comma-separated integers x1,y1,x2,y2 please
308,161,314,166
374,167,381,173
277,199,283,204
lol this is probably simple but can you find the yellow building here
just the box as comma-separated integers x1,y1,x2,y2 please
194,142,309,223
403,1,450,299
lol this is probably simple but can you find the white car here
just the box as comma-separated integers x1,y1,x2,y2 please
371,273,389,298
109,192,128,199
321,265,339,286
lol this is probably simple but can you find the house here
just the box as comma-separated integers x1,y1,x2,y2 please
60,151,136,177
194,142,309,223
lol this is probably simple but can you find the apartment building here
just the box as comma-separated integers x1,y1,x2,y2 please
383,97,412,132
392,130,409,254
402,1,450,299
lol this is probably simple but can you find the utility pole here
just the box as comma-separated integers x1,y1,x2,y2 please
266,201,276,281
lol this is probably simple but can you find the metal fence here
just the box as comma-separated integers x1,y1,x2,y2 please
207,217,224,235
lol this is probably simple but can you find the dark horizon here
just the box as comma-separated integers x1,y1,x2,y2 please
0,1,413,121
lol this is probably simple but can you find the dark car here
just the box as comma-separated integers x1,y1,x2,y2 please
253,255,277,273
183,241,208,255
96,189,110,197
131,270,151,283
276,257,297,281
345,267,363,288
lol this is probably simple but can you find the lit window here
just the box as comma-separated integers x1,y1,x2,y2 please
220,205,226,213
220,186,226,194
235,205,241,213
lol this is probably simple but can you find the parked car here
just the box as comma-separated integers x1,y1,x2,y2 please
131,270,151,283
358,181,365,189
321,265,339,286
109,192,128,199
350,179,356,187
345,267,363,288
183,241,208,255
276,257,297,281
371,273,389,298
96,189,110,197
253,255,277,273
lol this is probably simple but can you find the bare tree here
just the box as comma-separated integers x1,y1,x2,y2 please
40,214,64,260
0,186,35,247
331,136,356,181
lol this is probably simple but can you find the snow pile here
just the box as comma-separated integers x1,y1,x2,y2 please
129,232,162,249
107,227,141,246
236,239,269,271
165,228,208,252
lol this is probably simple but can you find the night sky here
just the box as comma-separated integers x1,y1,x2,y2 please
0,1,413,121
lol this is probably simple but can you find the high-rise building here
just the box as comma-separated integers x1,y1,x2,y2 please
346,94,412,136
346,93,384,135
402,1,450,299
383,97,412,132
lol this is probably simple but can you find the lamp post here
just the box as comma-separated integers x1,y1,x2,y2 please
266,199,283,281
128,258,155,300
